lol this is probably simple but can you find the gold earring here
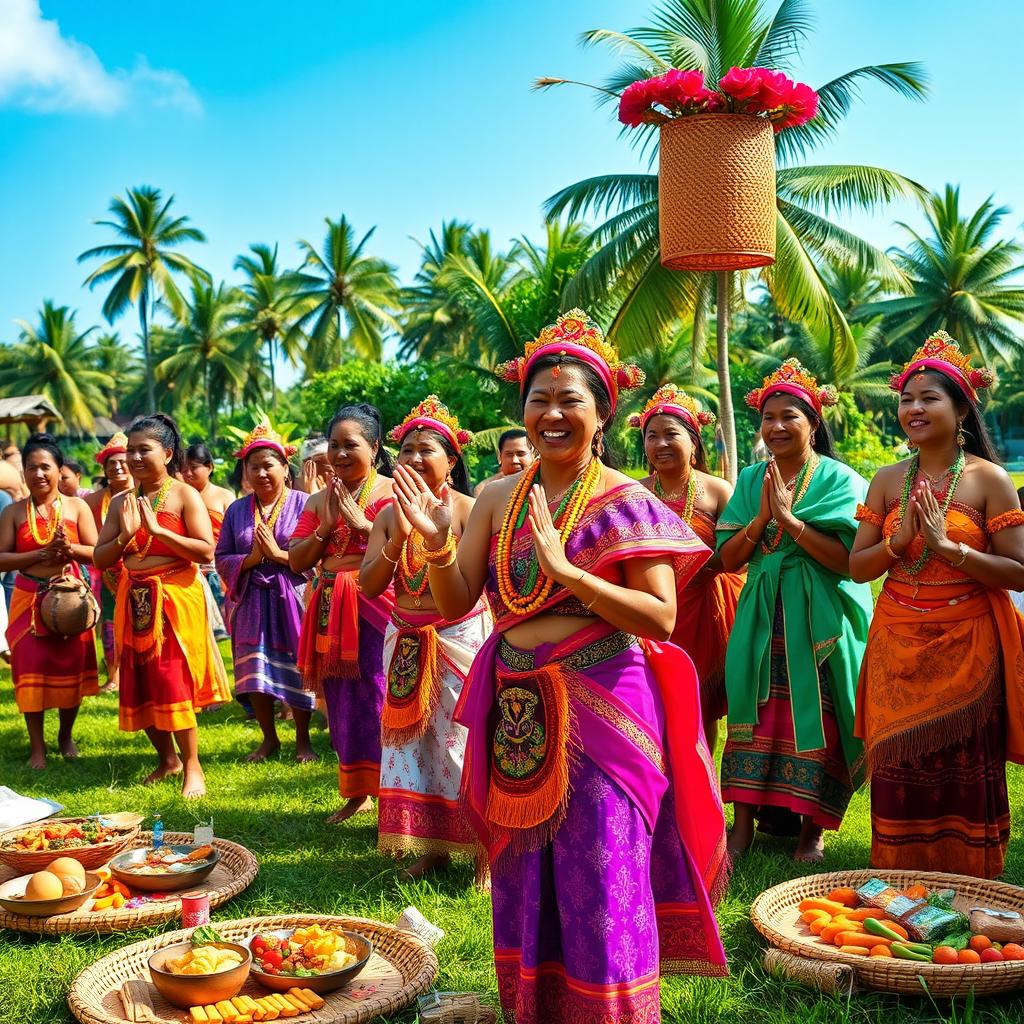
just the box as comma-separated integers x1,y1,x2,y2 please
956,422,966,448
592,428,604,457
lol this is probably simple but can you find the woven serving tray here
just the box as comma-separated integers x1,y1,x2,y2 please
67,914,438,1024
0,832,257,935
751,869,1024,997
0,817,140,872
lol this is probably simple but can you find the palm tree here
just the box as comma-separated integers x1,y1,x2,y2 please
152,282,247,442
292,216,401,370
537,0,928,477
234,243,305,410
0,302,113,431
79,186,210,410
860,186,1024,364
92,331,142,417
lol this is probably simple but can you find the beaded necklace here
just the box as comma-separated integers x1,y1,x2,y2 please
496,459,601,616
398,531,431,606
253,488,286,531
896,450,966,575
329,469,377,551
130,477,174,558
28,494,62,545
654,473,700,524
761,453,818,553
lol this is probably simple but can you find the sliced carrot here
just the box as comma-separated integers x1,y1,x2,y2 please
840,908,887,921
827,888,860,907
798,898,847,915
836,931,892,949
838,945,870,956
822,921,858,944
809,919,829,935
801,909,833,925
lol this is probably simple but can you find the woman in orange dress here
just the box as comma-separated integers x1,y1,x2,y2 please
633,385,744,749
182,441,233,640
361,397,492,880
0,434,98,769
289,404,395,824
84,432,134,690
852,332,1024,878
95,415,231,799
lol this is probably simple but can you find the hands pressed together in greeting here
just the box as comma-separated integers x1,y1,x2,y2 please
890,480,955,559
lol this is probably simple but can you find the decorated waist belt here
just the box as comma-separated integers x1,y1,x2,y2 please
381,604,486,747
487,629,639,849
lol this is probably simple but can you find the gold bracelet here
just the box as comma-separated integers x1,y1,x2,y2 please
951,541,969,568
883,536,899,561
743,519,760,544
426,545,457,569
313,530,327,543
422,532,456,564
793,521,806,543
380,544,398,564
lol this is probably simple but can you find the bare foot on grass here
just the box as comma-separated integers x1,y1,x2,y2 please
27,749,46,770
400,852,451,881
325,796,373,825
294,745,318,764
143,758,183,785
181,763,207,800
244,738,281,763
58,738,80,758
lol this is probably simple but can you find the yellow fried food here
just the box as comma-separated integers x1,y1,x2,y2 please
164,946,245,975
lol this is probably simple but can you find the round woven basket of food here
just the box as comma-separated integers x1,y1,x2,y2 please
658,112,777,272
751,869,1024,998
0,817,140,873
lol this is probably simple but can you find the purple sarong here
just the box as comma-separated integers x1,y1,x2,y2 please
215,490,313,710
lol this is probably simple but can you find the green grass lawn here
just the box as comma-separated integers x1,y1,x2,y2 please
0,657,1021,1024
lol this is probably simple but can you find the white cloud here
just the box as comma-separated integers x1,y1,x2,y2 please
0,0,201,114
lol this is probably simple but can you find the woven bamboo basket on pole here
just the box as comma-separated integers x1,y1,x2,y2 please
658,113,777,272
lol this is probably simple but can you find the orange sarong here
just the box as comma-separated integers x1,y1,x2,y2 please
115,562,231,732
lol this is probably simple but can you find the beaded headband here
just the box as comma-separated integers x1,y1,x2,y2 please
95,431,128,465
889,331,995,404
232,422,298,461
495,309,645,413
389,395,472,454
745,358,838,415
628,384,715,434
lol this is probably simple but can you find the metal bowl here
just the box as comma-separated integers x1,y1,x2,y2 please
0,871,102,917
109,844,221,893
246,927,373,994
147,941,251,1009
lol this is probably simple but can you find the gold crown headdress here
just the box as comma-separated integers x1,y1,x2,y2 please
389,395,472,453
889,331,995,402
232,422,298,460
745,358,838,414
628,384,716,432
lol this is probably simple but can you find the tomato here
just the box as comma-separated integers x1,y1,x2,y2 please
932,947,958,965
958,949,981,964
252,939,267,956
980,948,1005,964
1001,943,1024,962
261,963,279,975
969,935,992,953
262,949,283,970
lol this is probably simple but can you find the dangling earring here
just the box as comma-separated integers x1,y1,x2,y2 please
592,428,604,457
690,454,697,467
956,422,966,448
907,440,918,451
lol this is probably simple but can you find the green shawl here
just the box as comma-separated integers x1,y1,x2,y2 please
716,457,871,784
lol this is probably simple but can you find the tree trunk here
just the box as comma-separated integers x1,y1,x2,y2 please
716,271,737,484
268,334,278,410
206,362,217,444
140,288,155,411
691,276,709,380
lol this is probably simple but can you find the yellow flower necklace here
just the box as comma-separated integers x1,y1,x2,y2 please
129,477,174,559
398,530,431,606
254,488,287,532
28,494,62,546
495,459,601,616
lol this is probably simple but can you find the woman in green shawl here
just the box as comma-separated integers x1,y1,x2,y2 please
717,360,872,862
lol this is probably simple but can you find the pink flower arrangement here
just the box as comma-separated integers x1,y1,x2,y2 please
618,65,819,133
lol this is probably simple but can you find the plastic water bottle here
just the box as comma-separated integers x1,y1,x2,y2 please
152,812,164,849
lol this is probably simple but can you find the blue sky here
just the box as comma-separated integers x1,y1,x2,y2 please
1,0,1022,382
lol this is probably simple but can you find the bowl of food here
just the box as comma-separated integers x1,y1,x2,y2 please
0,817,139,871
247,925,373,993
109,843,220,893
0,859,102,917
98,811,145,830
148,940,251,1009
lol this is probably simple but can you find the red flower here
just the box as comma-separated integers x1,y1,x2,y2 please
755,70,793,111
774,81,820,130
719,66,767,103
618,78,656,127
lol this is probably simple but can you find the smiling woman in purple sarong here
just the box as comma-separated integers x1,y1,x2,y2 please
393,310,729,1024
215,423,314,763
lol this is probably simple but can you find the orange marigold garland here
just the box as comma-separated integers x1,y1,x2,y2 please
495,459,601,616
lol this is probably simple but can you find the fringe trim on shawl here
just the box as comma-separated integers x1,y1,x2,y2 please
863,670,1001,774
381,623,441,747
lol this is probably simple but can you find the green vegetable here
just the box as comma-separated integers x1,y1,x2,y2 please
191,925,224,947
892,943,932,963
943,930,971,952
927,890,956,911
864,918,907,943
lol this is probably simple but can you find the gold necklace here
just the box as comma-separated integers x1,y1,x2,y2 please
28,494,62,545
130,478,174,558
